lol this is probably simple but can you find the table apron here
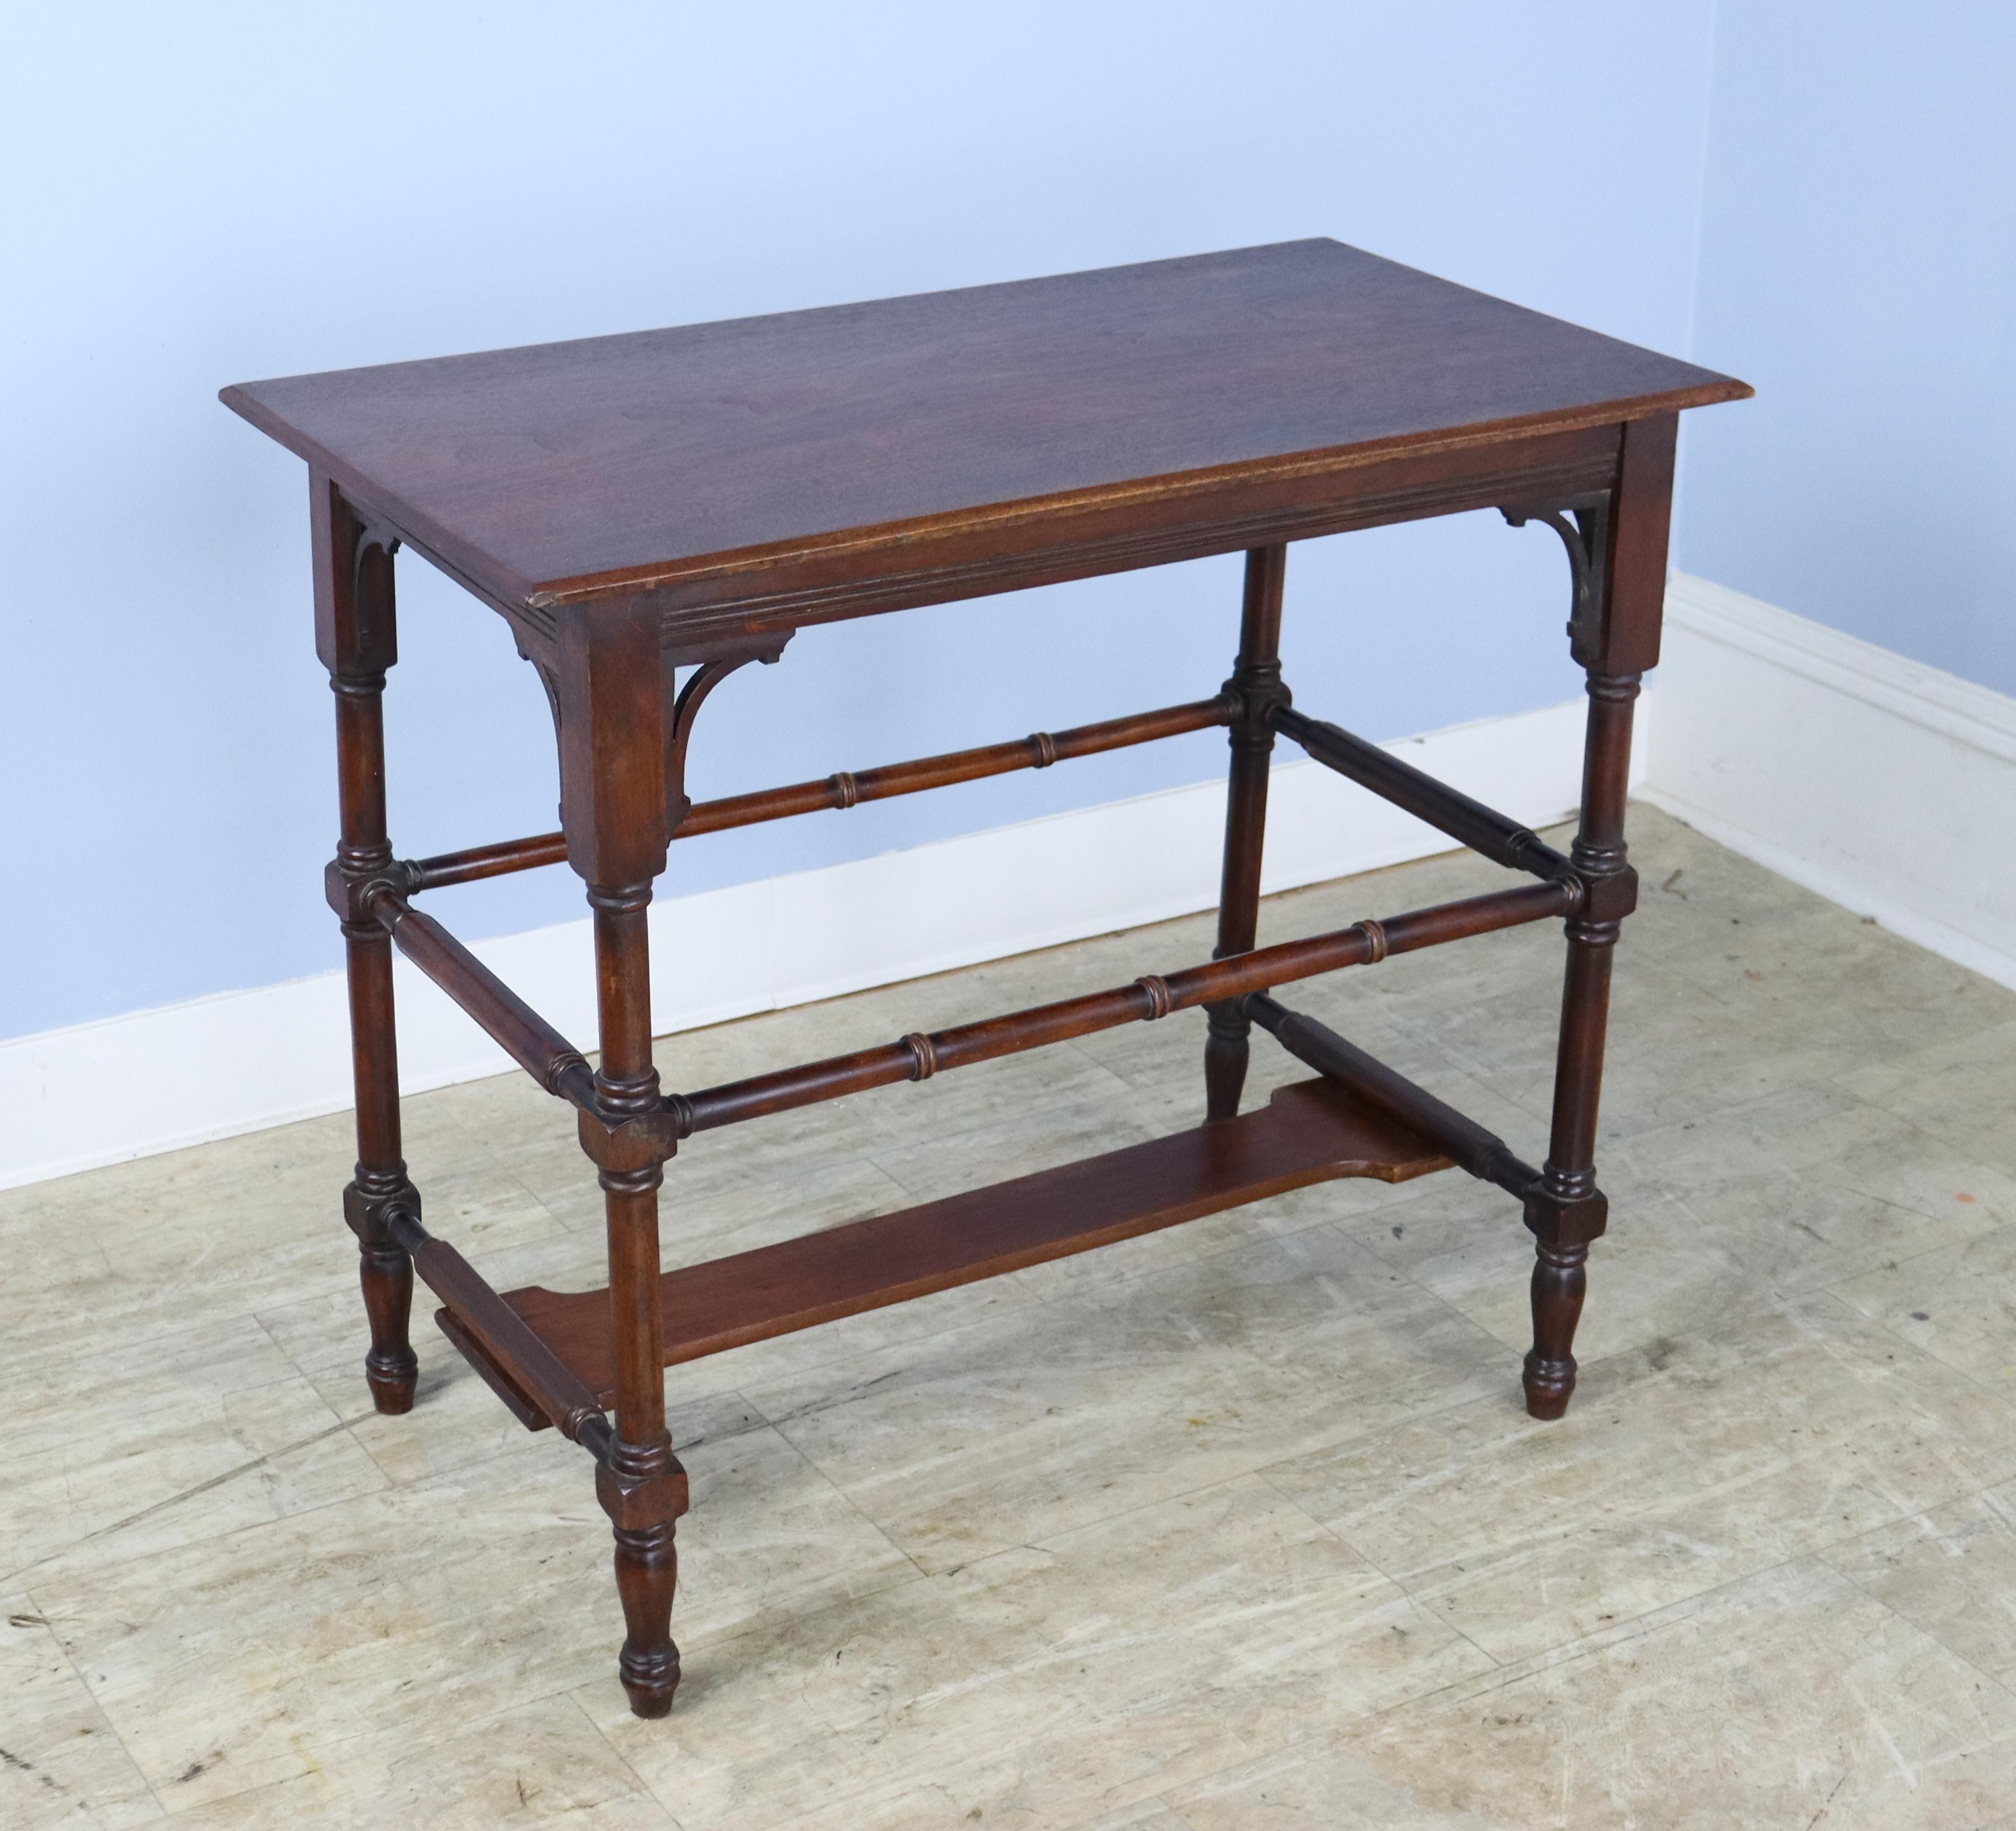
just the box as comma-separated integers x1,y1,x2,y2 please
506,421,1625,659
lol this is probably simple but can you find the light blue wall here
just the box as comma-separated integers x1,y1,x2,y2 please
1,2,1717,1041
1680,2,2016,694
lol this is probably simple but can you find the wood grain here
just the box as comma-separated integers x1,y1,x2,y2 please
222,240,1746,642
486,1078,1451,1405
234,242,1750,1713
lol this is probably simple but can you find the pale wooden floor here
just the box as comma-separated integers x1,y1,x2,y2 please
6,805,2016,1830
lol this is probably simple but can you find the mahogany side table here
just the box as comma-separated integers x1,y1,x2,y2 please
222,240,1749,1717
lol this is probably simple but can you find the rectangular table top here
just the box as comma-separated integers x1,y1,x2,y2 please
222,239,1746,633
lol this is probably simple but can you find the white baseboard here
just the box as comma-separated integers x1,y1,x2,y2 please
1,697,1624,1191
1644,572,2016,992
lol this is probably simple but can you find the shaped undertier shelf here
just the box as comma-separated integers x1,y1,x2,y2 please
437,1077,1451,1420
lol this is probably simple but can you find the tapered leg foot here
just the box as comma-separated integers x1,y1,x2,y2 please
357,1224,418,1415
1203,1003,1250,1123
613,1521,682,1717
1522,1239,1588,1419
362,1348,418,1415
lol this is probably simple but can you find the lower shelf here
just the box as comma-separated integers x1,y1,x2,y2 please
448,1077,1451,1412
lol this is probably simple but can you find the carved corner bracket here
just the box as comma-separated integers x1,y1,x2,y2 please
660,638,791,834
1501,493,1611,668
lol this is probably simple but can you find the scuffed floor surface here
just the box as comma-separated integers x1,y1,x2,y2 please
6,805,2016,1830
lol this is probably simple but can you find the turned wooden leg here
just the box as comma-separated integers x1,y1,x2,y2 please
346,910,416,1415
1513,414,1674,1420
1524,1240,1588,1418
590,883,686,1717
609,1493,682,1711
614,1519,680,1703
352,1176,418,1415
554,600,689,1714
1205,545,1287,1121
318,479,418,1416
1522,671,1636,1420
599,1163,684,1718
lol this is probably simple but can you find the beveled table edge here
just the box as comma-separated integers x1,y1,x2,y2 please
220,375,1747,645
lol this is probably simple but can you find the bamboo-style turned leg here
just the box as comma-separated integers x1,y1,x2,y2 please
346,923,418,1412
348,934,418,1416
1205,545,1288,1121
589,883,687,1717
1515,411,1675,1420
317,481,418,1416
1523,668,1638,1420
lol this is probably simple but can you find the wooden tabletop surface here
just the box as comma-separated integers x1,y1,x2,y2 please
222,240,1746,618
